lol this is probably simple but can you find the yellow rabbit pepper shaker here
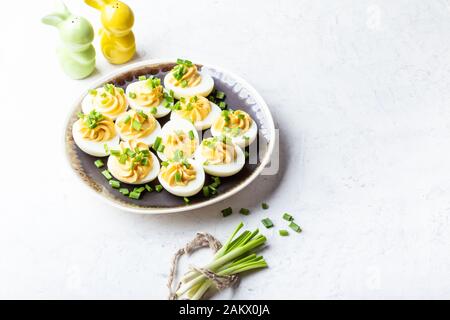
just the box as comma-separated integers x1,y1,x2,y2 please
85,0,136,64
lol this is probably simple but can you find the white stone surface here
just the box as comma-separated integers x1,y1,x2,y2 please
0,0,449,299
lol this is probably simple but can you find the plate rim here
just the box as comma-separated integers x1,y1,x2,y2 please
63,58,276,214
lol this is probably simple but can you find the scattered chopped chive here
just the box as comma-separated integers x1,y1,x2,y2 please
283,213,294,221
123,115,131,124
129,191,141,200
209,185,217,195
155,184,163,192
289,221,302,233
101,170,112,180
153,136,162,151
188,130,195,140
183,197,190,204
94,159,104,168
218,101,227,109
157,144,165,153
132,119,142,131
279,230,289,236
128,92,136,99
119,153,127,164
150,107,157,114
134,186,145,193
181,79,188,88
221,207,233,217
261,218,274,228
103,144,110,155
110,149,120,156
244,151,249,159
208,96,216,103
210,176,221,188
119,188,129,195
161,161,169,167
243,136,250,141
262,202,269,210
145,184,153,192
175,172,182,182
203,186,210,197
109,180,120,189
215,91,225,100
89,89,97,95
138,75,146,81
239,208,250,215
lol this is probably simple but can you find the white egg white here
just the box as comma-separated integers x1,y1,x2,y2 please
115,111,162,146
72,119,120,157
194,141,245,177
210,117,258,148
158,119,200,161
81,87,127,120
158,159,205,197
125,80,171,118
107,150,160,185
163,70,214,100
170,101,221,131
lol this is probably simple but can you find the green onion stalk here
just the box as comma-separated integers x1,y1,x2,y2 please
175,223,268,300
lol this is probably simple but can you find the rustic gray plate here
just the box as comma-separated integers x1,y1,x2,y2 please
64,59,275,214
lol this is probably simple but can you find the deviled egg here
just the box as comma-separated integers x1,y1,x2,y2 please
170,95,221,130
158,119,199,161
72,110,119,157
125,76,172,118
82,83,128,120
158,158,205,197
194,136,245,177
115,109,162,146
163,59,214,99
107,140,160,185
211,109,258,147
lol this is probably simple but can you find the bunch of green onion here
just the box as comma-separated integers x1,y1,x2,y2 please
176,222,268,300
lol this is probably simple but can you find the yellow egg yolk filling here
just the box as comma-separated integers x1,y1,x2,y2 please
160,162,196,187
131,81,164,107
169,64,202,88
78,111,116,142
201,138,237,165
91,84,127,118
176,96,211,123
213,110,252,136
117,110,157,139
110,140,153,184
163,131,197,160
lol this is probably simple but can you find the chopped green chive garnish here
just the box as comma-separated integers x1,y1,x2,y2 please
153,136,162,151
123,115,131,124
175,172,182,182
183,197,190,204
289,222,302,233
129,191,141,200
145,184,153,192
237,113,245,120
244,151,249,159
262,202,269,210
138,75,146,81
101,170,112,180
283,213,294,221
219,101,227,109
279,230,289,236
133,186,145,193
208,96,216,103
161,161,169,167
181,79,188,88
157,144,165,153
208,185,217,195
109,180,120,189
203,186,210,197
261,218,274,229
215,91,225,100
119,188,129,195
103,144,109,155
150,107,157,114
155,184,163,192
94,159,104,168
132,119,142,131
110,149,120,156
239,208,250,215
89,89,97,95
119,153,127,164
128,92,137,99
188,130,195,140
221,207,233,217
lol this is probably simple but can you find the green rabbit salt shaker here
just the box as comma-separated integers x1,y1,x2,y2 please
42,2,96,79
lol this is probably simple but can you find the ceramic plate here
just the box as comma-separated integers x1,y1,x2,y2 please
64,59,275,214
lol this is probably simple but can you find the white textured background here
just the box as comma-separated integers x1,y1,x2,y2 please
0,0,449,299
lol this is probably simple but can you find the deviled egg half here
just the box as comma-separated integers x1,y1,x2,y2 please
163,59,214,99
158,158,205,197
211,109,258,148
170,95,221,130
82,83,128,120
126,76,172,118
107,140,160,185
194,136,245,177
72,110,119,157
157,119,199,161
115,109,162,146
